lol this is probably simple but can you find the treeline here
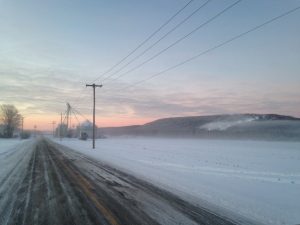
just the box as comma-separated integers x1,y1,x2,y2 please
0,104,30,139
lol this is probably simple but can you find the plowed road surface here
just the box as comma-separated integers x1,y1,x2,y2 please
0,138,248,225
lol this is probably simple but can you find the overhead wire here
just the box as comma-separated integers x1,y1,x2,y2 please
103,0,242,85
71,0,194,105
72,110,81,125
59,104,90,128
92,0,195,83
115,5,300,92
64,3,300,126
72,107,91,122
100,0,212,83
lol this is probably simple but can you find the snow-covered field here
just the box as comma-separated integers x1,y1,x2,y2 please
0,139,34,191
0,139,23,154
54,137,300,224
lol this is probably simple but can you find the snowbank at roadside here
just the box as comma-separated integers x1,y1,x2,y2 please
0,138,34,178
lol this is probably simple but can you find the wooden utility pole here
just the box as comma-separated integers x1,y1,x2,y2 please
86,83,102,149
66,103,71,130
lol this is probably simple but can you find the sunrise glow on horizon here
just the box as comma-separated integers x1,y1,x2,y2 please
23,114,155,131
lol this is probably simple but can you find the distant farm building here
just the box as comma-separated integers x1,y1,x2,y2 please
76,120,95,140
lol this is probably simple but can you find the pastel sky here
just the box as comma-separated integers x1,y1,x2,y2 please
0,0,299,130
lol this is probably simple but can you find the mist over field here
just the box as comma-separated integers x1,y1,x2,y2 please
99,114,300,141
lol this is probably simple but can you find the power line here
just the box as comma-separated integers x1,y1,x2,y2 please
104,0,242,85
71,110,81,125
72,107,91,122
101,0,212,83
60,104,90,125
71,0,194,105
117,5,300,92
62,109,68,124
93,0,195,83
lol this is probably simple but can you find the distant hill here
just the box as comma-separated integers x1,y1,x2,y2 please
99,114,300,141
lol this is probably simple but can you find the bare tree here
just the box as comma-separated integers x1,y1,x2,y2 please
0,104,21,138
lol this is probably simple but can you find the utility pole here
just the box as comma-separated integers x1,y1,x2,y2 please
21,116,24,138
66,103,71,130
86,83,103,149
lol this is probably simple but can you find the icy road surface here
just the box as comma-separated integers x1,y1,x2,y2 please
0,137,251,225
53,137,300,225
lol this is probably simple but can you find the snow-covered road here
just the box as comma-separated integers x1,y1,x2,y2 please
0,137,247,225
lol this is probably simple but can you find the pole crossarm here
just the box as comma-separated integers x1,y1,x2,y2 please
86,84,103,88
